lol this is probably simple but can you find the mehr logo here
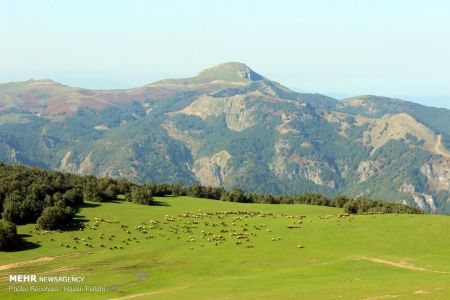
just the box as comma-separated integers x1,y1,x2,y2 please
9,275,37,282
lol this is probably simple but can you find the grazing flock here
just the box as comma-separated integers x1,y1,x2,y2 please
29,210,355,252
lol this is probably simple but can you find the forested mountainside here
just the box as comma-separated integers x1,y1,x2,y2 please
1,62,449,213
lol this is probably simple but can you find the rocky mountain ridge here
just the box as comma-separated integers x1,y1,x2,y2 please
1,62,449,213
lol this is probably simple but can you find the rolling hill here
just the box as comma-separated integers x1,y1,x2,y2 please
1,196,449,299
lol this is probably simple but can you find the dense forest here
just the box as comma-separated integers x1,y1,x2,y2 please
0,162,422,250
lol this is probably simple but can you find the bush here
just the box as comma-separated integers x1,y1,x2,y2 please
0,220,18,250
37,206,74,230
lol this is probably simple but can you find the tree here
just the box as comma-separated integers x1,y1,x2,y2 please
104,184,119,200
171,182,185,196
116,179,134,195
63,189,83,206
83,182,107,202
2,191,24,224
343,200,359,214
37,206,74,230
186,184,203,198
0,220,18,249
332,195,351,208
128,186,154,205
228,188,248,203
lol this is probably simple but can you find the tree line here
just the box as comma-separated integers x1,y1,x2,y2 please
0,162,422,250
175,184,423,215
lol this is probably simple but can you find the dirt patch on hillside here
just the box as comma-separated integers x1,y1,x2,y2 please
363,295,401,300
358,257,450,274
0,252,91,271
363,288,446,300
107,285,190,300
434,134,450,157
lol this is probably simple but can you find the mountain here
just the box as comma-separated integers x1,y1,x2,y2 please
0,62,449,213
158,62,264,83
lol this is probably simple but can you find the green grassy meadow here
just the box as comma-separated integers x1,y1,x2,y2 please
1,196,449,299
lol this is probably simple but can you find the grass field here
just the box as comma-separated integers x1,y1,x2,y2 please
1,196,449,299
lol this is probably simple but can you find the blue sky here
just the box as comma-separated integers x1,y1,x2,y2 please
1,0,450,109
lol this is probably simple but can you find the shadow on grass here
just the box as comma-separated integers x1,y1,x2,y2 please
5,234,41,252
80,202,101,208
152,200,170,207
60,216,89,232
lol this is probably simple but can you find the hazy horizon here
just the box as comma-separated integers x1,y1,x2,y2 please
1,0,450,109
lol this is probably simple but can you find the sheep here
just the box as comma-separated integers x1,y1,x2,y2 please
287,225,301,229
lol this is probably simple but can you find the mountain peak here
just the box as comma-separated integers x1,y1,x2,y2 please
197,62,263,82
153,62,264,85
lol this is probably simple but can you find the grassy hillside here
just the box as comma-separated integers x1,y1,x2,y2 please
1,196,449,299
